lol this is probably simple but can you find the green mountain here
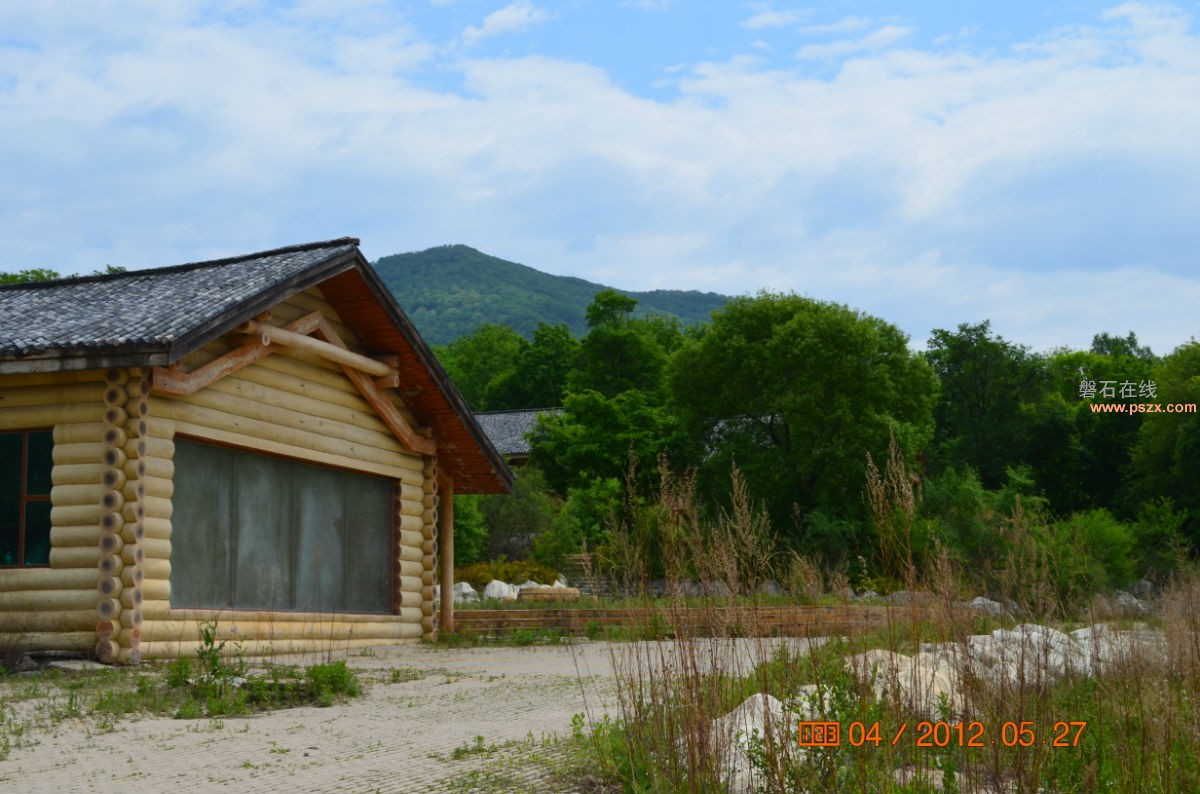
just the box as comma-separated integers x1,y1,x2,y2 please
372,245,730,345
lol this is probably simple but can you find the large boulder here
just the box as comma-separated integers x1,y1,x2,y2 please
710,693,791,794
452,581,479,603
482,579,519,600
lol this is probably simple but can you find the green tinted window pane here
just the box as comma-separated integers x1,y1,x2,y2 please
0,433,20,507
1,434,20,565
1,517,17,565
23,501,51,566
26,431,53,496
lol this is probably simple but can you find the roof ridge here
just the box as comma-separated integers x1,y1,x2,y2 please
0,237,361,292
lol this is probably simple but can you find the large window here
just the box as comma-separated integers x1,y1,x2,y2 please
1,429,53,567
171,439,395,613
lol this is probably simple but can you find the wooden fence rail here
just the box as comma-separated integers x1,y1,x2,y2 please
454,605,933,638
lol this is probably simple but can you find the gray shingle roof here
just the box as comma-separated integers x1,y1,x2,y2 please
473,409,560,457
0,238,360,371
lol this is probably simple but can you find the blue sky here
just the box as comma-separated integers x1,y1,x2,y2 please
2,1,1198,355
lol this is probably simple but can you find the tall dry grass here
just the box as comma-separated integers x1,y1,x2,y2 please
575,456,1200,794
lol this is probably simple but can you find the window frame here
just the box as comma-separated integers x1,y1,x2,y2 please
0,428,53,569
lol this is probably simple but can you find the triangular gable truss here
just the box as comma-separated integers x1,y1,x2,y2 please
150,311,437,457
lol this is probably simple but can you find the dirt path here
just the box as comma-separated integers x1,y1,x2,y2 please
1,637,823,794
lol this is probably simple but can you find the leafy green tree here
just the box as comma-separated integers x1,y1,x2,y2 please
479,466,562,560
925,321,1050,488
486,322,580,409
530,389,682,496
0,268,61,284
568,292,670,398
1129,341,1200,541
434,323,526,409
669,292,937,537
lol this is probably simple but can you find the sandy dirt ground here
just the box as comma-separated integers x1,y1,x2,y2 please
0,637,823,794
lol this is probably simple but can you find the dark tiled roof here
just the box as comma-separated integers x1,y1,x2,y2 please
474,409,560,457
0,238,360,370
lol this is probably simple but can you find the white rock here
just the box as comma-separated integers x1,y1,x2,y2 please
452,581,479,603
554,574,569,588
518,579,545,590
709,694,791,794
482,579,519,600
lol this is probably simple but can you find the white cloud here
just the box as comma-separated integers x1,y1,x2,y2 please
462,1,548,46
742,9,807,30
795,24,911,59
2,1,1199,355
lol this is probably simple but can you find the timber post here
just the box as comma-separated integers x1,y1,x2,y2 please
438,474,455,635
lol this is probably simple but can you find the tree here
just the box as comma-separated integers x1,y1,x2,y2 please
1129,341,1200,541
0,268,61,284
433,323,526,409
924,321,1049,488
486,322,580,409
668,292,937,537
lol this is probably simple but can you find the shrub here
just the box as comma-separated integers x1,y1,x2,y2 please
455,558,560,591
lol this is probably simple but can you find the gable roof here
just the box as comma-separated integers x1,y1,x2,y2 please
474,408,560,459
0,238,512,494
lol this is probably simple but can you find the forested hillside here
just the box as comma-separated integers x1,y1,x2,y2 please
372,244,728,345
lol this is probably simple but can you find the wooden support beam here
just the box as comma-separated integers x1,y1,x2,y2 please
439,474,455,635
243,318,392,377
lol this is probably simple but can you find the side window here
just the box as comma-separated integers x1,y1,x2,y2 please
0,429,53,567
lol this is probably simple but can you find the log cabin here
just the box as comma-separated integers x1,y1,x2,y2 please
0,238,512,663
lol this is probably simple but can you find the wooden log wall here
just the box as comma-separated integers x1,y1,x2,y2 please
132,288,432,659
421,460,438,640
0,371,107,653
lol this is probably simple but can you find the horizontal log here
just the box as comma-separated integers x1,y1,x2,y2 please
119,520,141,545
49,482,107,506
50,463,115,487
142,517,172,540
422,540,437,555
398,514,423,533
0,631,96,652
134,631,421,661
49,545,100,568
123,475,172,501
415,571,434,588
0,370,105,388
142,436,175,459
50,524,101,547
105,368,131,386
169,384,407,458
0,403,102,431
397,559,425,579
119,544,143,566
98,553,124,577
97,597,122,620
206,375,395,439
101,511,124,533
120,566,144,588
126,614,423,644
397,529,424,548
136,537,172,560
98,575,123,598
0,381,104,409
100,533,124,555
398,499,424,518
140,599,171,619
95,638,118,663
132,495,172,521
1,609,98,632
51,421,107,444
103,405,128,428
396,590,423,608
126,456,174,480
141,557,171,579
0,567,99,592
397,544,424,563
0,589,97,611
232,361,373,412
420,586,435,600
165,420,424,485
142,416,175,438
